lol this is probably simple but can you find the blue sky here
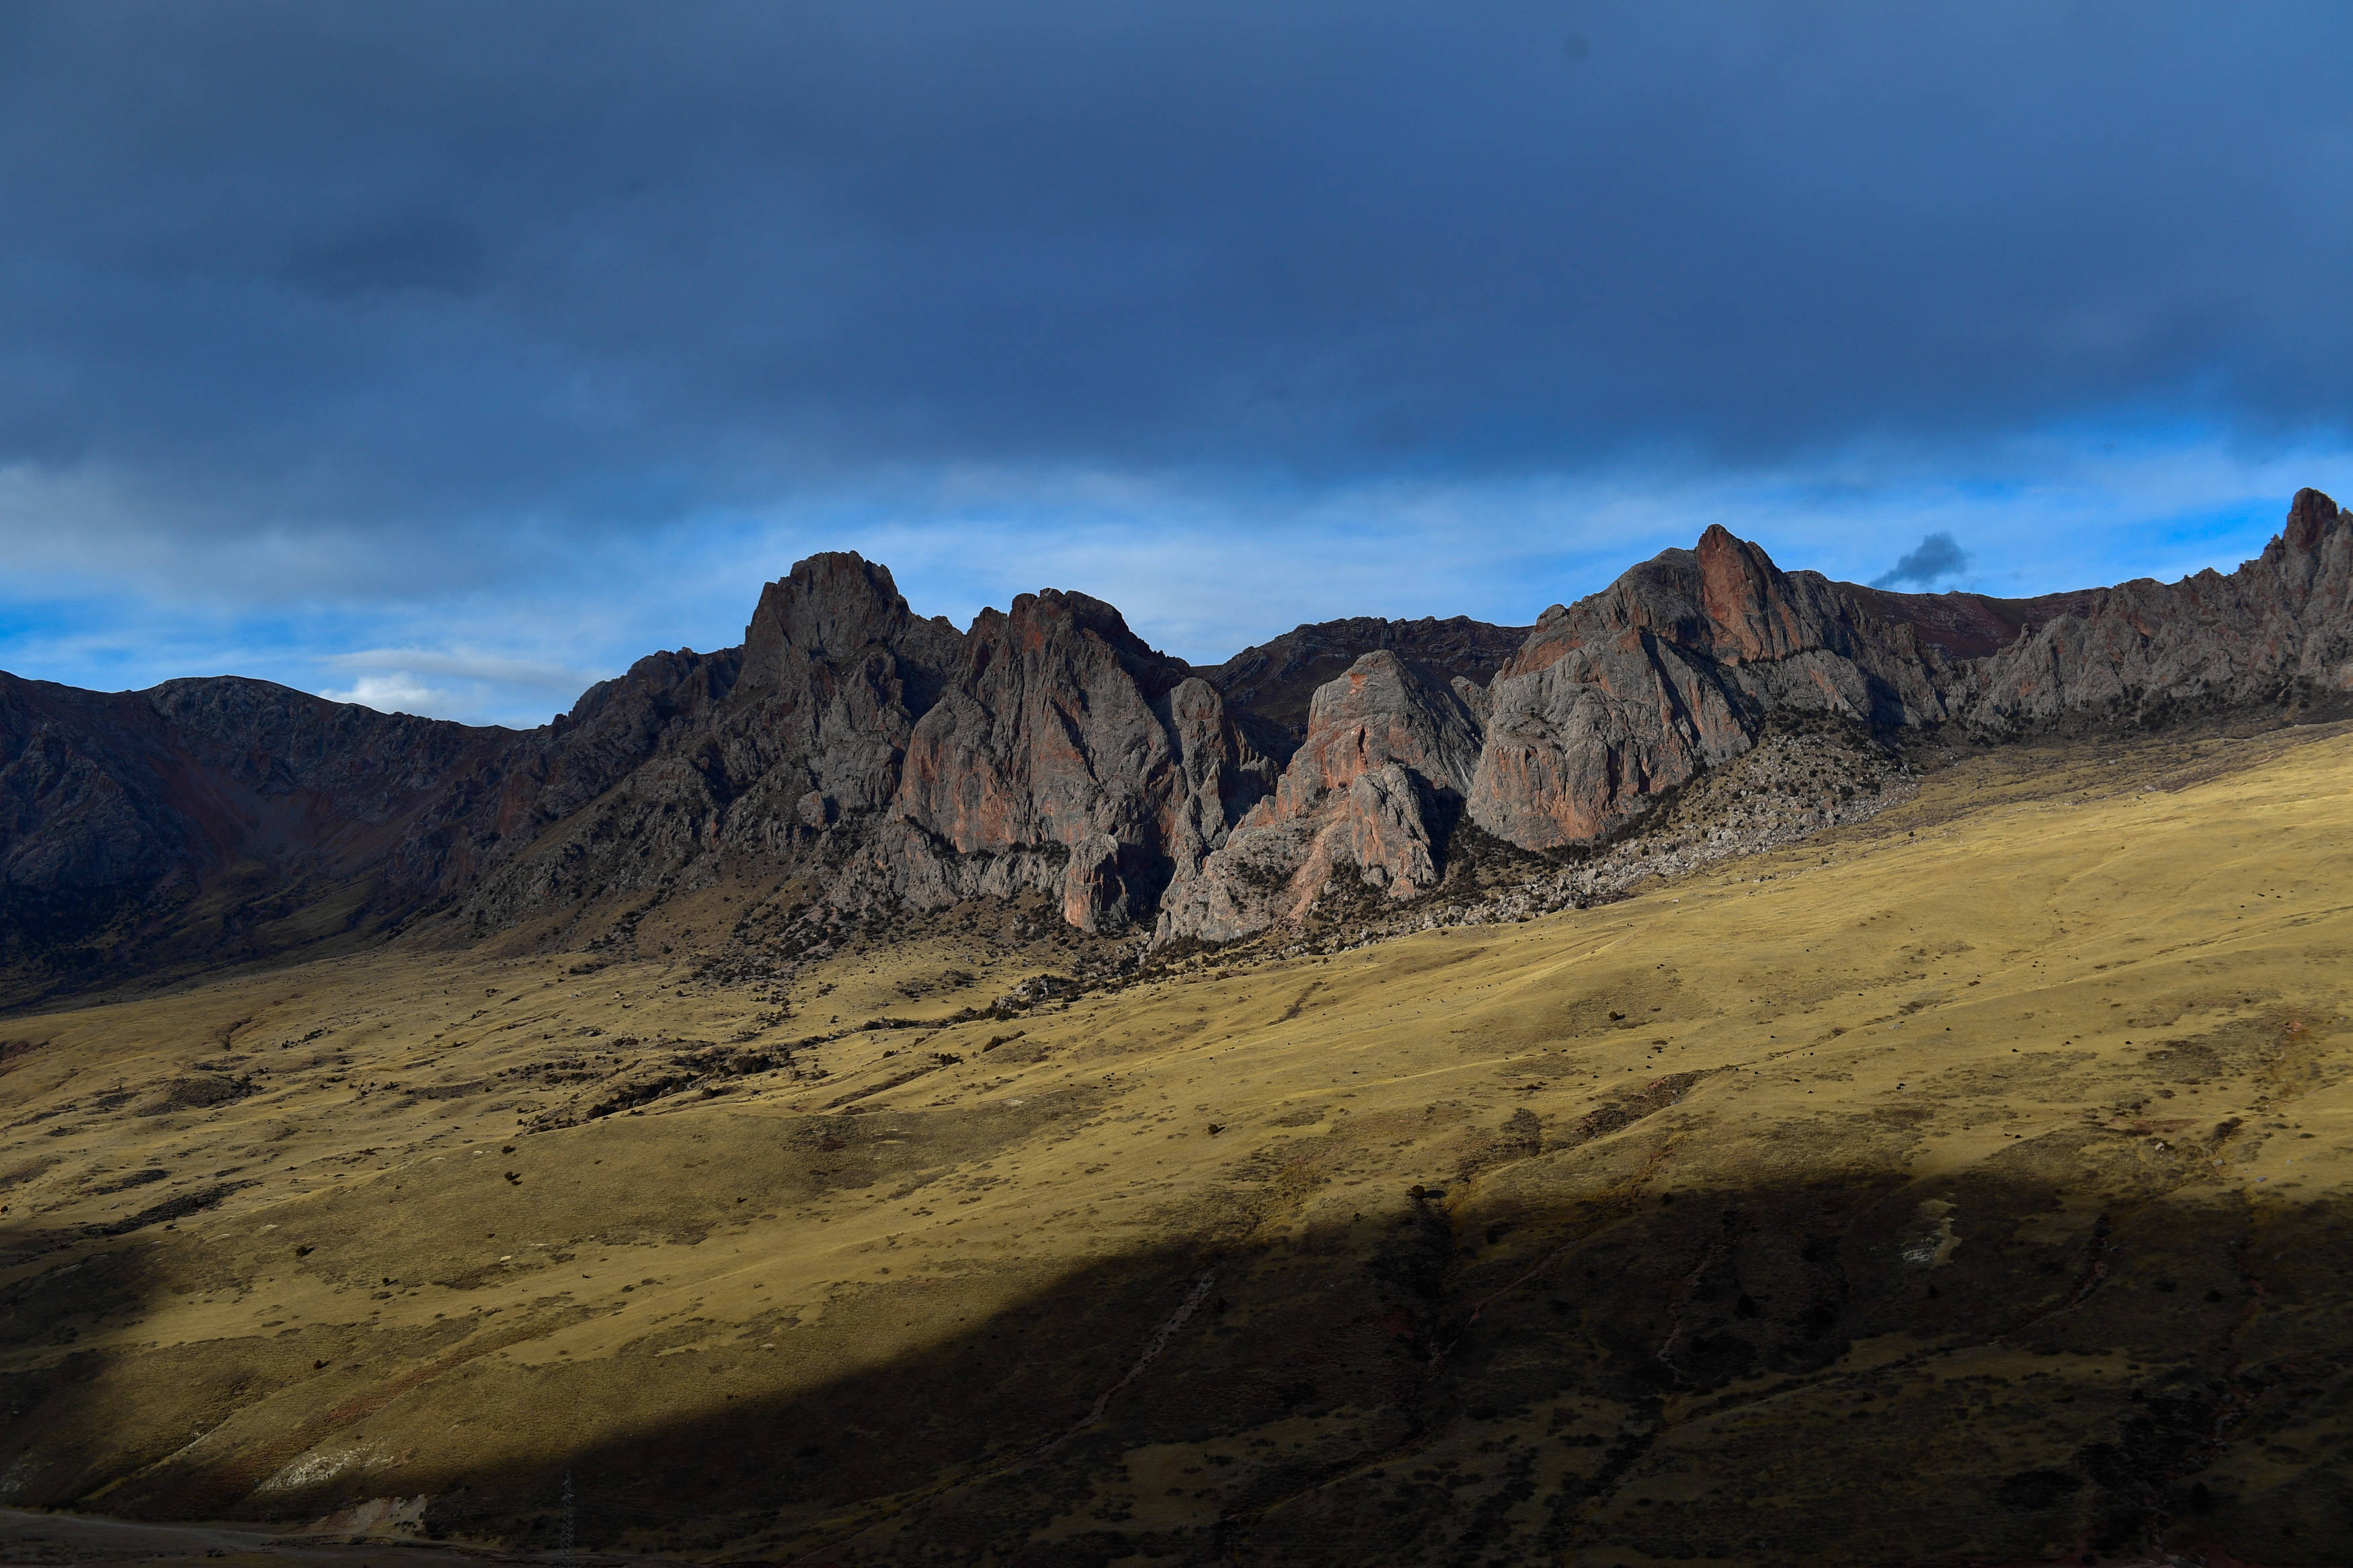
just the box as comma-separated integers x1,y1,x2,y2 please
3,3,2349,727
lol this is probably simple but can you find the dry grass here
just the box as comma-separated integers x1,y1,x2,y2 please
3,724,2350,1565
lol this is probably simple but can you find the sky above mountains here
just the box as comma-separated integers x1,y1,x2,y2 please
3,2,2350,726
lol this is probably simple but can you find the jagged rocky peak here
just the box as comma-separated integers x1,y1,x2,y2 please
1965,485,2351,729
1156,648,1486,944
1012,588,1185,686
1209,614,1527,744
745,550,911,662
735,550,969,702
1692,522,1819,662
1460,528,1938,853
2283,486,2340,552
1284,649,1484,807
887,583,1210,932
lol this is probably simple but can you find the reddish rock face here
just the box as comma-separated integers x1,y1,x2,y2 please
1161,651,1482,941
1207,614,1527,745
1270,651,1482,813
892,588,1215,931
468,565,1212,934
1696,524,1814,663
1460,530,1952,852
458,561,1291,938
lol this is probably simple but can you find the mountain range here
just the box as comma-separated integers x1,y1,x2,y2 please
3,489,2346,1000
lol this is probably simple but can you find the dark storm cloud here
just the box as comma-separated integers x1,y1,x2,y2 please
281,216,488,302
1872,533,1970,590
0,1,2348,571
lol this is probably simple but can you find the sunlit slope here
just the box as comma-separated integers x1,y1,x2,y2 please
3,725,2350,1567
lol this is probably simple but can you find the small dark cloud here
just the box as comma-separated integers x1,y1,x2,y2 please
1872,532,1970,590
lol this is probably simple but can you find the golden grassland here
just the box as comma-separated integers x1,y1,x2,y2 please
2,724,2350,1567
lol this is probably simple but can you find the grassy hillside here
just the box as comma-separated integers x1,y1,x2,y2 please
3,725,2350,1567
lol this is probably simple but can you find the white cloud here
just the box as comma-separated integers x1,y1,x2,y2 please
320,647,596,695
316,671,455,718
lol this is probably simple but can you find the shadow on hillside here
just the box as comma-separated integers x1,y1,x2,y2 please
4,1158,2349,1568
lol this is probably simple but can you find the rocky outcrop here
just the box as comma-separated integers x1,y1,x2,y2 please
1837,583,2101,660
1207,614,1527,745
458,556,1282,941
4,491,2347,987
889,588,1248,930
1160,491,2352,940
1962,487,2353,729
1158,651,1482,942
1462,524,1952,850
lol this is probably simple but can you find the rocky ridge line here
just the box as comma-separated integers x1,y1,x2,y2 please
0,490,2345,994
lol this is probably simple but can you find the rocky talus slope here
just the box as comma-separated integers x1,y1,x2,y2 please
2,491,2348,995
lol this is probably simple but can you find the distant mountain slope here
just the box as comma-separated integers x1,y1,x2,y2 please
1836,582,2104,660
0,673,508,993
2,489,2345,996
